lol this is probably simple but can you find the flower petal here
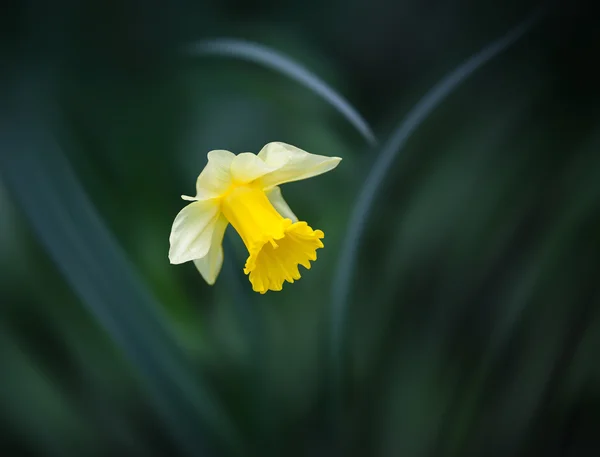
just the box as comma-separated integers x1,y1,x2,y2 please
193,150,235,199
266,186,298,222
193,215,228,285
257,142,342,188
230,152,277,184
168,200,220,264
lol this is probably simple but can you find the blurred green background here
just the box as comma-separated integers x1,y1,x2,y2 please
1,1,599,456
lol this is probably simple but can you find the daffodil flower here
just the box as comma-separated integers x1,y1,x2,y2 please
169,142,341,294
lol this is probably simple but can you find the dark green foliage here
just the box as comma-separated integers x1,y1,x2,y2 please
0,2,598,456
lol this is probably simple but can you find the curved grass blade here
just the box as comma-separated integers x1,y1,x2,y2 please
0,80,238,456
187,38,377,147
329,9,545,400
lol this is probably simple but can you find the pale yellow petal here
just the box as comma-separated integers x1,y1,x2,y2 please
168,200,220,264
194,150,235,199
193,215,228,285
230,152,277,184
265,186,298,222
257,142,341,188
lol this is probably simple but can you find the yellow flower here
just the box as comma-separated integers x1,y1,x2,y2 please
169,142,342,294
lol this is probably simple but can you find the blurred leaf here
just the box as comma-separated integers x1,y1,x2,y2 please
0,74,239,457
329,7,544,409
188,38,377,146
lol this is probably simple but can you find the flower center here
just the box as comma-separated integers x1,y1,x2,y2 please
221,185,324,293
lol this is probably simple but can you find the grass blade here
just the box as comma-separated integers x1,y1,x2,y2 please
329,8,545,404
187,38,377,146
0,76,238,456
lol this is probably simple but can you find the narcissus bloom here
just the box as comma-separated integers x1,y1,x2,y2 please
169,142,341,294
